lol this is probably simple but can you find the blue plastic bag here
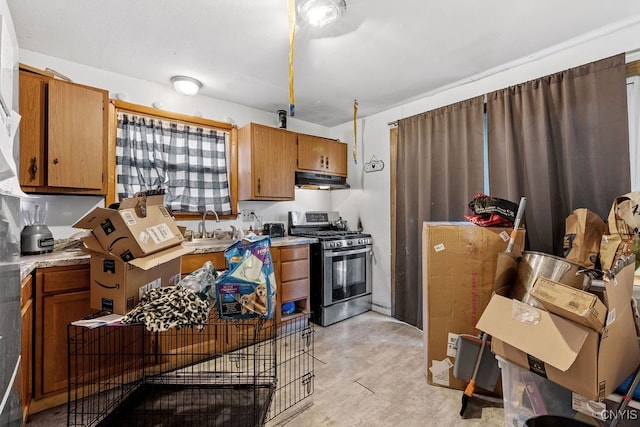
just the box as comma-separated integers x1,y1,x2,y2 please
215,236,277,319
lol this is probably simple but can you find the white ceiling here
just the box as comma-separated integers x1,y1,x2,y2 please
8,0,640,127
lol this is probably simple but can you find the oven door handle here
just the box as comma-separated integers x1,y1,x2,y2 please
324,247,371,257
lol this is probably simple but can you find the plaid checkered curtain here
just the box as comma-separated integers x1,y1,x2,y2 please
116,112,232,214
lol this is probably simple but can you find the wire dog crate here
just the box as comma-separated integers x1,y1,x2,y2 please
67,313,314,427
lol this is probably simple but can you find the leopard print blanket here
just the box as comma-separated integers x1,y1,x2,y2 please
121,286,210,332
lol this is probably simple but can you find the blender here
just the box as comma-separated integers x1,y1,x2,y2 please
21,201,54,255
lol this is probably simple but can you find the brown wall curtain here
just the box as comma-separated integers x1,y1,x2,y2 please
487,54,630,255
394,97,485,328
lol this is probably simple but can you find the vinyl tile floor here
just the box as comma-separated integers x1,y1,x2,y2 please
26,311,505,427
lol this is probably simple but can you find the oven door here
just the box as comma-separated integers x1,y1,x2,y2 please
322,245,372,307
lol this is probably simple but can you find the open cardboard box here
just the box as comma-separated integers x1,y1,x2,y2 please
83,233,192,315
477,256,640,401
73,194,184,261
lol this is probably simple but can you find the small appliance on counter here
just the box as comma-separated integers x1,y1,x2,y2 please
262,222,285,238
21,202,54,255
21,224,54,255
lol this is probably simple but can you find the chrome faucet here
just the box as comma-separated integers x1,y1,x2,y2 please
200,210,220,238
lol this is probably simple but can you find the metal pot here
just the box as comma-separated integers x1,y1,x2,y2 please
333,217,348,231
512,251,591,305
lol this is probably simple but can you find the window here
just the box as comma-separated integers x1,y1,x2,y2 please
109,101,237,217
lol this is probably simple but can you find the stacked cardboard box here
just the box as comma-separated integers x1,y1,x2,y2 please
74,194,192,314
477,258,640,401
421,222,525,391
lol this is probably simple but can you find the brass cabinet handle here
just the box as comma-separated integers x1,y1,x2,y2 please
257,178,261,194
326,156,329,169
320,155,324,168
29,157,38,180
53,158,59,165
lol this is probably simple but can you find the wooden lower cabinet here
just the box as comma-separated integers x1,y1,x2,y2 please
28,245,310,414
34,264,94,400
20,274,33,422
181,252,227,276
155,315,223,371
272,245,310,323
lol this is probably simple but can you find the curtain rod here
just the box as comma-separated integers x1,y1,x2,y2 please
386,21,640,128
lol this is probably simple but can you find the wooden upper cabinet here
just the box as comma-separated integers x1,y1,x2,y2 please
19,71,47,187
297,134,348,177
237,123,297,200
19,69,108,194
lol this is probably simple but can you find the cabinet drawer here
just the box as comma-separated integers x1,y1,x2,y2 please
281,259,309,282
281,279,308,302
280,245,309,262
41,266,90,293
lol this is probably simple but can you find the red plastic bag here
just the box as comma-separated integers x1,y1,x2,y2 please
465,193,519,227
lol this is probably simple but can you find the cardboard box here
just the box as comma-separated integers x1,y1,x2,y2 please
530,276,607,333
476,261,640,401
422,222,525,391
572,391,640,422
73,194,184,261
83,234,191,315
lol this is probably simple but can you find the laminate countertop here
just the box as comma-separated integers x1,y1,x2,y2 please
19,236,317,281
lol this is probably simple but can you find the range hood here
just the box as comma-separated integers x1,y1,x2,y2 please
295,171,350,190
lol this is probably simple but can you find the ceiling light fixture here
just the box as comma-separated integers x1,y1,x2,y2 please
171,75,202,96
297,0,346,27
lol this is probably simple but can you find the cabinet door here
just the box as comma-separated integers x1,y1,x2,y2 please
252,125,297,199
19,71,47,187
239,123,297,200
48,79,106,190
20,298,33,420
181,252,227,276
297,134,326,172
327,139,348,176
297,134,348,176
156,317,222,368
40,290,93,396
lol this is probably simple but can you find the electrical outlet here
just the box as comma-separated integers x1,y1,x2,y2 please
241,210,253,222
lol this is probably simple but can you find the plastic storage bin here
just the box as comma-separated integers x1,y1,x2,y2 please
498,356,578,427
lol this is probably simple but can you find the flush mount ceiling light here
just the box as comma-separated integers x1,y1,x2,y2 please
297,0,346,27
171,75,202,96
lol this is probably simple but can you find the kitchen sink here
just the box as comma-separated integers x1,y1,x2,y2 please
183,238,238,248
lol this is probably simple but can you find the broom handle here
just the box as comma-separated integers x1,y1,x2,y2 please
471,333,488,382
506,197,527,253
610,363,640,427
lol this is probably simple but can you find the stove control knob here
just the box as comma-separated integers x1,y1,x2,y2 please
347,240,353,246
337,242,342,247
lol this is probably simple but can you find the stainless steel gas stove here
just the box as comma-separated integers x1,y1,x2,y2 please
288,211,372,326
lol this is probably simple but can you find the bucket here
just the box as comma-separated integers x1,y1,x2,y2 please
512,251,591,306
524,415,592,427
